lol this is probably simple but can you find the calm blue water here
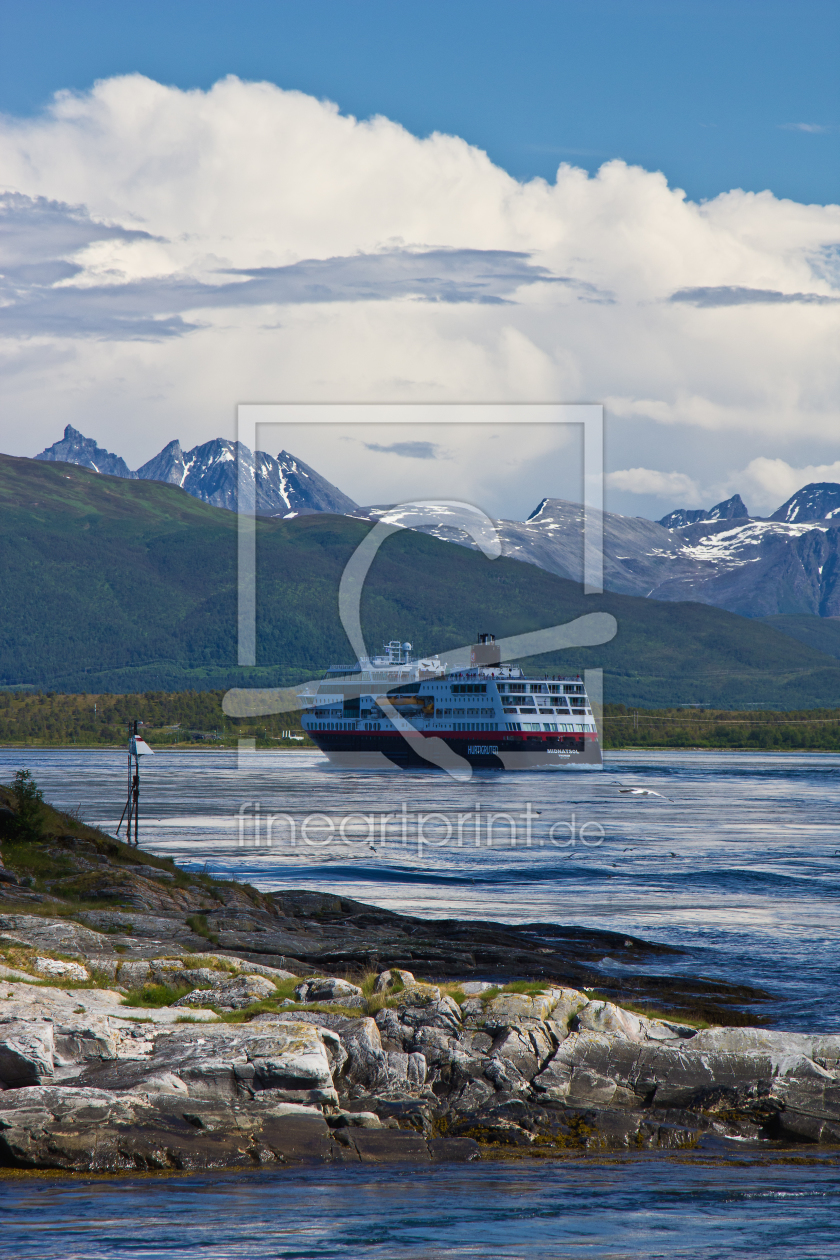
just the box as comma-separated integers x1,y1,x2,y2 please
2,748,840,1255
3,1160,840,1259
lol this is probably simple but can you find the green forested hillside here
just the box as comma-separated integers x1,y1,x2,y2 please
2,453,840,709
762,615,840,660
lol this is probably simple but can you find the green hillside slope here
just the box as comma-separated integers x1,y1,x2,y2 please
762,615,840,661
2,453,839,708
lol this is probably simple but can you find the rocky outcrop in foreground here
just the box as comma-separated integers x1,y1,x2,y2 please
1,953,839,1171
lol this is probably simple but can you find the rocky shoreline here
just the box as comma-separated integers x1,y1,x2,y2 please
0,784,838,1171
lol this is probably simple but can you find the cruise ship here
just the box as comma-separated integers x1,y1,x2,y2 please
299,634,601,770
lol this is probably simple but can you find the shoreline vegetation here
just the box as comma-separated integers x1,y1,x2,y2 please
2,691,840,751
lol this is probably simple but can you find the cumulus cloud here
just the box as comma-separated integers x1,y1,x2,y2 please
740,457,840,509
0,73,839,514
605,456,840,518
605,468,701,502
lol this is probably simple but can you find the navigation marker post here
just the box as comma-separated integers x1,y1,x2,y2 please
116,720,154,846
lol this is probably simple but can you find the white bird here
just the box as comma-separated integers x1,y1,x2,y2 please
613,782,673,802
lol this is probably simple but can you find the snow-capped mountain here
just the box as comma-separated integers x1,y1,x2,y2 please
34,427,358,516
658,494,748,529
35,425,135,480
29,426,840,617
134,437,358,515
770,482,840,524
364,495,840,618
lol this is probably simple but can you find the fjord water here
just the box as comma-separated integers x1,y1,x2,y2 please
5,1161,840,1259
3,747,840,1257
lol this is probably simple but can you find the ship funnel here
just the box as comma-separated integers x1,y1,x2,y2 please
471,632,500,666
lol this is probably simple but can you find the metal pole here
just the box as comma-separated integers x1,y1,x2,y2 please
133,754,139,847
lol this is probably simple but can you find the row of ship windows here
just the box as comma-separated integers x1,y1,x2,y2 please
312,706,588,719
502,706,587,715
307,720,596,733
505,722,596,733
448,684,585,696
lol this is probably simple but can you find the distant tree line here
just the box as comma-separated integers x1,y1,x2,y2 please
0,690,308,748
601,704,840,750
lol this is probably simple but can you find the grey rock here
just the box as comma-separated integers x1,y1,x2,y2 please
0,1020,54,1086
479,987,571,1031
384,1051,427,1091
53,1018,117,1067
115,960,152,987
334,1017,387,1092
531,1026,840,1138
33,957,89,982
0,914,105,956
373,968,415,993
294,977,362,1003
490,1022,557,1082
329,1110,383,1130
0,1085,336,1171
172,974,277,1010
397,995,462,1038
411,1026,464,1067
79,1021,338,1106
374,1007,413,1051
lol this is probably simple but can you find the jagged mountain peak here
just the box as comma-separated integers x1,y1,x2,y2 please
770,482,840,524
135,439,186,486
658,493,749,529
705,493,749,521
33,427,358,517
35,425,135,480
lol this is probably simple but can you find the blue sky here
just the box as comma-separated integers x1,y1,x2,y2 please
2,0,838,205
0,1,838,520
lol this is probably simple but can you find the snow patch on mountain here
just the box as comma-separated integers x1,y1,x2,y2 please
770,482,840,524
678,520,830,567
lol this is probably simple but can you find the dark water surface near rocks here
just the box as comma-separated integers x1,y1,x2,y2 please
3,748,840,1253
4,1160,840,1259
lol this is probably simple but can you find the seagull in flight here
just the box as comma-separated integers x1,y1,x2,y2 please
613,783,673,802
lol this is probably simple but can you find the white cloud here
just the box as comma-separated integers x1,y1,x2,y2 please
605,468,701,502
740,457,840,511
0,73,839,511
779,123,835,134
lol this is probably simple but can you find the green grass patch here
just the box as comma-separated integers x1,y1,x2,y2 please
120,981,196,1008
0,840,74,885
185,913,219,946
499,980,552,996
